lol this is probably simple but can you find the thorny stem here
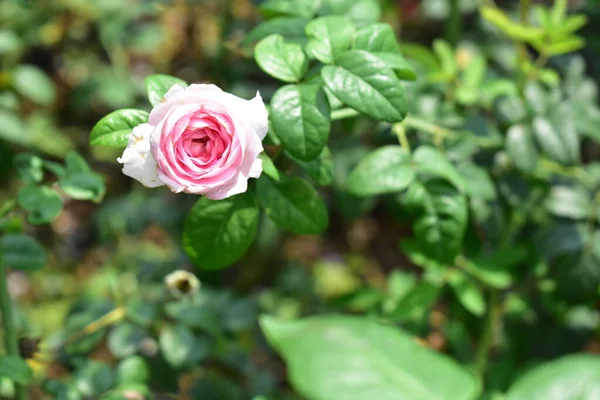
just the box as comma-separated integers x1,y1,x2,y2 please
0,249,26,400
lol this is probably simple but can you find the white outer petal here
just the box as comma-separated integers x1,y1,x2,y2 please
117,123,164,188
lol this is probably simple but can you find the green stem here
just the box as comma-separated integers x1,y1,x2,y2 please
0,252,26,400
475,289,501,378
446,0,461,45
393,123,411,153
331,108,360,121
517,0,533,88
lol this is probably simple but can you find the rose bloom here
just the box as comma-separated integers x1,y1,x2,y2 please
118,84,268,200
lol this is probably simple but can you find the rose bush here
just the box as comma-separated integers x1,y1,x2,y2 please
118,83,268,200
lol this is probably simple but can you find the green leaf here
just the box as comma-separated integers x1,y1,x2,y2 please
506,124,539,174
14,153,44,184
411,181,468,264
353,23,416,80
242,17,309,52
457,162,496,200
294,147,334,186
461,255,515,290
533,105,579,165
322,50,408,122
388,281,442,321
433,39,456,78
258,153,280,181
507,354,600,400
144,74,187,106
319,0,381,27
159,324,210,368
117,356,150,385
481,6,544,42
545,186,592,220
12,65,56,106
256,175,328,234
270,84,330,161
0,356,32,385
260,315,480,400
90,109,149,148
183,192,259,270
545,36,585,56
17,185,62,225
412,146,466,192
305,16,354,64
448,271,486,316
107,323,145,359
75,361,115,397
462,53,487,88
255,35,307,82
345,146,414,196
59,172,105,203
0,234,46,271
0,110,28,146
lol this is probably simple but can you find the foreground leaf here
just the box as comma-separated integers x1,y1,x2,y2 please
0,356,33,385
270,84,330,161
322,50,408,122
305,16,354,64
90,109,149,148
507,354,600,400
260,315,480,400
183,192,259,270
346,146,414,196
256,175,328,234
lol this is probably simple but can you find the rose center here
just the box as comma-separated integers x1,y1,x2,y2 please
187,134,212,158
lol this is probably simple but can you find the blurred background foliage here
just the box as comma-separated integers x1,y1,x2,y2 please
1,0,600,399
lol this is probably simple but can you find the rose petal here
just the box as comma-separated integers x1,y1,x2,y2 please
117,123,164,188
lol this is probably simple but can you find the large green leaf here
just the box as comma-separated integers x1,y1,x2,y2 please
322,50,408,122
412,146,466,192
353,23,416,80
0,234,46,271
270,84,330,161
532,104,579,165
305,16,354,64
409,181,468,264
507,354,600,400
17,185,62,225
260,315,480,400
255,35,307,82
182,192,259,270
90,109,149,148
0,356,33,385
256,175,328,234
12,65,56,106
145,74,187,106
506,124,539,174
345,146,414,196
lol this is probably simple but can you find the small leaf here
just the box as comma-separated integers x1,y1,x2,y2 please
448,271,486,316
545,36,585,56
108,323,145,359
305,16,354,64
322,50,408,122
412,146,466,192
481,6,544,42
59,172,105,203
12,65,56,106
346,146,414,196
260,315,480,400
256,175,328,234
507,354,600,400
545,185,592,220
13,153,44,184
255,35,308,82
258,154,280,181
90,109,149,148
75,361,115,397
0,234,46,271
117,356,150,385
270,84,330,161
388,281,442,321
353,23,416,80
457,162,496,200
242,17,309,52
159,324,210,368
533,105,579,165
17,185,62,225
0,356,33,385
506,124,539,174
319,0,381,27
433,39,456,78
183,192,259,270
259,0,320,18
145,74,187,106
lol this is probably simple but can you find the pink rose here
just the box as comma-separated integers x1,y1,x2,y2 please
118,84,268,200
